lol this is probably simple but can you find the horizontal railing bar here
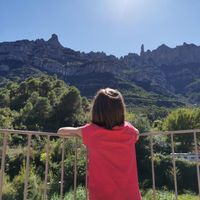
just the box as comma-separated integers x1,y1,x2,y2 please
0,128,200,138
0,129,58,136
0,129,80,137
2,128,199,138
141,129,200,137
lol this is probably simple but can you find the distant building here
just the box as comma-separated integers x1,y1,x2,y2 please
172,153,200,162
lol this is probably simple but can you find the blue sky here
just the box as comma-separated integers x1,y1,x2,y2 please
0,0,200,57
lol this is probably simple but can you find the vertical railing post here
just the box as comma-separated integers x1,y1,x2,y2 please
44,135,50,200
74,138,78,200
60,138,65,200
24,134,32,200
85,149,88,200
193,131,200,198
150,135,156,200
171,133,178,200
0,133,8,200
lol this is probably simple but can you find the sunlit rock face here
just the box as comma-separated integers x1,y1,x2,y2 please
1,34,200,76
143,43,200,66
0,34,123,77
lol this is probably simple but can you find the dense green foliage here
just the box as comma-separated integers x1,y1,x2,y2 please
163,108,200,131
67,72,186,109
0,75,90,199
162,108,200,152
0,75,89,131
0,75,200,199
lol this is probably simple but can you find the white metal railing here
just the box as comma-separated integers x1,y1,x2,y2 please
0,129,87,200
141,129,200,200
0,129,200,200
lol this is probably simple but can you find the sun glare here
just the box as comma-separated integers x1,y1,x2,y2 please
102,0,147,23
113,0,136,12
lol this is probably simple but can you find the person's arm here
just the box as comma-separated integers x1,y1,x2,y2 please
57,127,82,137
136,129,139,141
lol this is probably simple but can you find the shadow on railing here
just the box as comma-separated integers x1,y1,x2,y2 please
0,129,200,200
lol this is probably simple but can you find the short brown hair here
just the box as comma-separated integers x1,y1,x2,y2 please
92,88,125,130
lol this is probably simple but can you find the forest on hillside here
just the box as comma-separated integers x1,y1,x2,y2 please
0,75,200,199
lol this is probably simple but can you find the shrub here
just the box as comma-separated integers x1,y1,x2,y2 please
2,175,16,200
12,166,42,200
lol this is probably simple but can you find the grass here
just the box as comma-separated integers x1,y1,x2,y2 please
51,186,86,200
142,189,199,200
50,187,199,200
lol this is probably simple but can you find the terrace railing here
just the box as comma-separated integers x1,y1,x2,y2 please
141,129,200,200
0,129,200,200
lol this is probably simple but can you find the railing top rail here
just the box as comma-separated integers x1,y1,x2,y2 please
141,129,200,137
0,128,200,137
0,129,58,137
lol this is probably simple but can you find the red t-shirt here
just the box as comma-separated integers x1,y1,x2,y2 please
82,121,141,200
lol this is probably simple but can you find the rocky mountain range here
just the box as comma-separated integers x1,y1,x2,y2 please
0,34,200,107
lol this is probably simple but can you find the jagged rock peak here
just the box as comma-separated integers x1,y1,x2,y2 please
140,44,145,56
157,44,170,49
47,34,62,47
50,33,58,41
181,42,197,48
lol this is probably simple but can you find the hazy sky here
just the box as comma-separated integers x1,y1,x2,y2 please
0,0,200,57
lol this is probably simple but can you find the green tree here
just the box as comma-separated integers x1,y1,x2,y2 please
26,78,40,95
0,107,17,129
17,82,28,97
26,97,52,130
28,91,40,105
162,108,200,152
40,79,53,96
54,86,83,128
163,108,196,131
0,89,10,107
126,112,151,133
48,90,58,106
0,74,87,131
12,166,42,200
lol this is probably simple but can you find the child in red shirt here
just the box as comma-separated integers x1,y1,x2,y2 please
58,88,141,200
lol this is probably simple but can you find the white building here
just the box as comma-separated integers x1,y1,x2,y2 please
172,153,200,162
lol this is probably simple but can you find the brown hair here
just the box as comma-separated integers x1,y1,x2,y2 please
91,88,125,130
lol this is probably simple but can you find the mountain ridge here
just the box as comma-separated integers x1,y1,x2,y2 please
0,34,200,107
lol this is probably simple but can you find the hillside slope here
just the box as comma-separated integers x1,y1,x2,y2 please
0,34,200,107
